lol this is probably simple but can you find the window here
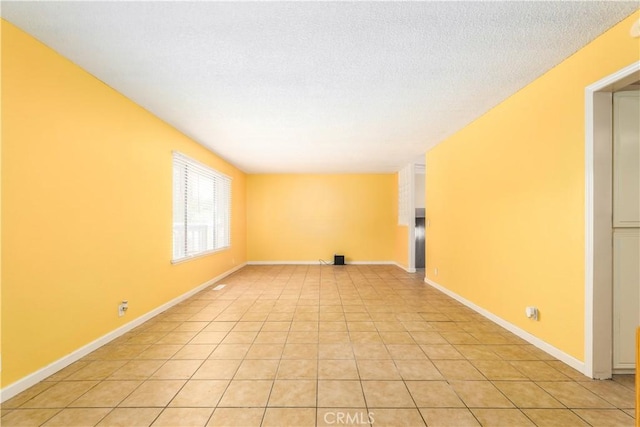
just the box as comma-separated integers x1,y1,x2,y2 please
172,152,231,262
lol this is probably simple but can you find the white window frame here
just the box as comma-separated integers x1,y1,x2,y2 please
172,152,231,263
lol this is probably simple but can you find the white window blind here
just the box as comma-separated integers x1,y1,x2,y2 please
173,152,231,262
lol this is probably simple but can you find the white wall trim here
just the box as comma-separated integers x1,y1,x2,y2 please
247,260,408,268
392,262,416,273
247,260,416,273
584,60,640,379
350,261,417,273
425,277,586,374
247,260,324,265
0,263,246,403
408,164,416,273
350,261,397,266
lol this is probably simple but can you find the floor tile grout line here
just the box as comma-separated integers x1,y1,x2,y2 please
1,265,635,426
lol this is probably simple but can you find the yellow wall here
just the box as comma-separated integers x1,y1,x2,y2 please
426,11,640,361
1,21,246,386
247,174,395,262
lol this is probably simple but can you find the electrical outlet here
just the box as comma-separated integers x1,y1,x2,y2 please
525,306,539,321
434,268,438,276
118,300,129,317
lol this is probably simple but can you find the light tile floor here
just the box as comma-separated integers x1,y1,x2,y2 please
1,265,635,426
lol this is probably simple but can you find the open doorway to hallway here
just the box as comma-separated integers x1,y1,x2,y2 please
585,61,639,379
415,163,426,270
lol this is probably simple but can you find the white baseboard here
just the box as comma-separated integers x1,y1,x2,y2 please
246,260,416,273
247,261,411,271
613,368,635,375
334,261,416,273
424,277,586,375
390,262,416,273
246,260,322,265
0,263,246,403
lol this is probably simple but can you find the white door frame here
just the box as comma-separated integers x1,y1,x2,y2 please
415,163,426,272
584,61,640,379
399,162,417,273
408,164,416,273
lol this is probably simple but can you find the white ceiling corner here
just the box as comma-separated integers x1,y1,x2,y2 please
2,1,637,173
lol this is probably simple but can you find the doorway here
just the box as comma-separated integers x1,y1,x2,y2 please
612,89,639,373
415,164,426,269
585,61,640,379
415,217,425,269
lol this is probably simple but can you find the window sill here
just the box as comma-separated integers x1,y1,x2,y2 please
171,247,230,265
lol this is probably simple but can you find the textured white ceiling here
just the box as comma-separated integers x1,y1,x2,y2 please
2,1,637,173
